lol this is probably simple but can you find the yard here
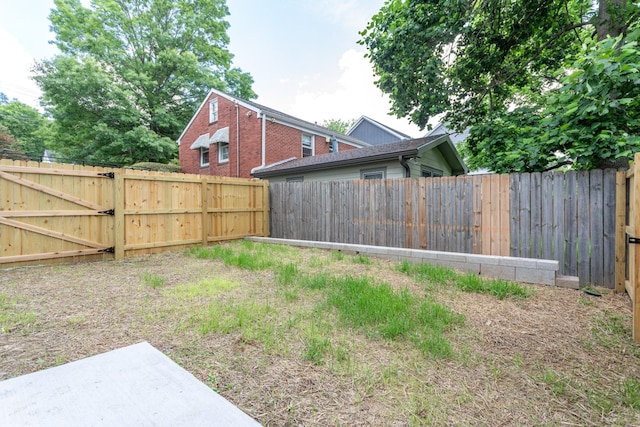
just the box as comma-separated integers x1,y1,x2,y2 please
1,240,639,426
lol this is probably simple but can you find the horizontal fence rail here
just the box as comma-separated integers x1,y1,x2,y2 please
270,170,621,288
0,160,269,267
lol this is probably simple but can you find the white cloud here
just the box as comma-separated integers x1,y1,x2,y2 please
290,49,424,137
310,0,383,33
0,28,42,108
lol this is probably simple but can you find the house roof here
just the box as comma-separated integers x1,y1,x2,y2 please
425,122,471,145
252,135,467,178
346,115,413,143
177,89,369,148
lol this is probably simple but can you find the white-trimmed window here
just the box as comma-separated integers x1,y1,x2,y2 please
200,147,209,167
360,167,386,180
209,98,218,123
302,133,313,157
218,141,229,163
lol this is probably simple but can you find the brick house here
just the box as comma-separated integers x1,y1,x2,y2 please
178,89,369,178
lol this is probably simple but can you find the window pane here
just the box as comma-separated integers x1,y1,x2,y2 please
219,142,229,162
362,172,383,180
209,98,218,123
302,134,313,157
201,148,209,166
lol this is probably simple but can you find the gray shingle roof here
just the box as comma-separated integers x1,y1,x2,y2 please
252,136,445,178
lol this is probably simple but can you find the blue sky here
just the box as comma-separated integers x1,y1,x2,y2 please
0,0,424,136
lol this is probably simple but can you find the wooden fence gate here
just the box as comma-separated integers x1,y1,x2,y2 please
625,154,640,342
0,164,115,265
0,160,269,268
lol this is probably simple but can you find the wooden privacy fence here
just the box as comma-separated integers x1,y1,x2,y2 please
0,160,268,268
270,169,622,288
624,154,640,342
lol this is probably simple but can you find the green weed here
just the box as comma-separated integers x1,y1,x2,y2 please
142,272,166,288
0,293,36,334
330,251,345,261
276,262,299,286
189,244,276,270
620,377,640,409
198,300,285,354
540,368,569,397
304,336,331,365
300,272,333,290
455,273,532,300
352,254,371,265
326,276,463,358
397,261,458,284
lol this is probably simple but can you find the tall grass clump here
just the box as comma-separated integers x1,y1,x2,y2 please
326,276,463,358
276,262,299,286
188,244,275,271
397,261,458,284
455,274,532,300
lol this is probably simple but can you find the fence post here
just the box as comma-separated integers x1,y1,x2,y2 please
615,171,626,294
202,177,209,245
262,180,270,237
114,171,125,260
633,154,640,342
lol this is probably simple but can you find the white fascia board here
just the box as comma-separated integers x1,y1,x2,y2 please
345,115,366,135
176,89,215,145
208,88,261,114
176,89,262,145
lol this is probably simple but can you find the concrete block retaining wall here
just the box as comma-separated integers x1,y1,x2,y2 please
246,237,579,288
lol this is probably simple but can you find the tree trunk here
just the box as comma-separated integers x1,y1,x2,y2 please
596,0,627,40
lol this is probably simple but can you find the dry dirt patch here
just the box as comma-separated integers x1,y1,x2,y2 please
1,242,639,426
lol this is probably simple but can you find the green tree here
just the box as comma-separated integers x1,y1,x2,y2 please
0,101,55,161
361,0,639,171
34,0,255,167
321,118,356,134
0,125,30,161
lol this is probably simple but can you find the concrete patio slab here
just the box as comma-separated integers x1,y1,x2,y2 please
0,341,261,426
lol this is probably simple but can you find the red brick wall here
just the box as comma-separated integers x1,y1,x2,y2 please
179,92,262,178
179,92,362,178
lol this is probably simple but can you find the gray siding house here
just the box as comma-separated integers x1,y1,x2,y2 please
346,115,412,146
251,135,467,183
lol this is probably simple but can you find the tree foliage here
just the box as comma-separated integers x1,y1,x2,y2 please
0,126,30,161
34,0,255,167
321,118,356,134
361,0,639,171
0,99,55,161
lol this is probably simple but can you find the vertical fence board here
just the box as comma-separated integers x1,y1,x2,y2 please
530,172,542,258
603,170,617,289
552,173,566,267
481,175,491,255
519,173,532,258
541,172,553,260
590,169,605,286
564,172,578,276
499,174,510,256
577,171,591,284
509,174,520,256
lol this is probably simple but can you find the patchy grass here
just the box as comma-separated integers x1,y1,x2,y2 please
0,293,36,334
399,261,533,300
1,240,639,426
142,272,167,288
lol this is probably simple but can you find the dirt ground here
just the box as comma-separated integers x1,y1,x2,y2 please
1,243,639,426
